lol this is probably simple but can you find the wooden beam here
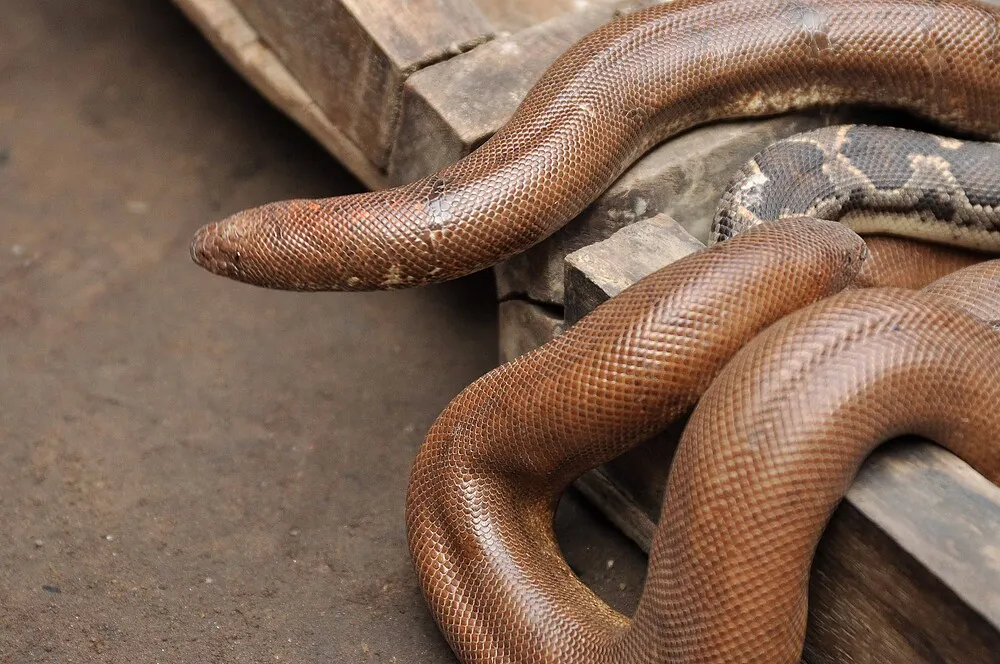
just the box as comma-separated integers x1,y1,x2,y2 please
172,0,389,189
227,0,495,169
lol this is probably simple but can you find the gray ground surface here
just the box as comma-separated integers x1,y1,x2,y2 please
0,1,646,661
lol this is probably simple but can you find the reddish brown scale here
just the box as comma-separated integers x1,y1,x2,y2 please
190,0,1000,291
406,219,868,662
405,218,1000,663
855,235,986,288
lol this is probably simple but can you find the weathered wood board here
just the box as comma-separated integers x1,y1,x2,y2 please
226,0,494,170
172,0,629,189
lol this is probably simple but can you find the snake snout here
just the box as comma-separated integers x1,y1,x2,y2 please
189,201,335,290
189,219,246,280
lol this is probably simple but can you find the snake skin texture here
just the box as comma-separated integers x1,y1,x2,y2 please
405,218,1000,663
923,257,1000,327
851,235,985,288
406,218,867,662
190,0,1000,291
713,124,1000,248
712,124,1000,287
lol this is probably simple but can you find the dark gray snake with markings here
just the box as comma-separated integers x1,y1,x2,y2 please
713,123,1000,250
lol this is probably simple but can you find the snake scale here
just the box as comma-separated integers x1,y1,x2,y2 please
190,0,1000,291
186,0,1000,661
406,219,1000,663
716,123,994,287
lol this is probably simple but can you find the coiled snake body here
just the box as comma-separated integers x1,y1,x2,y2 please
186,0,1000,661
405,219,1000,663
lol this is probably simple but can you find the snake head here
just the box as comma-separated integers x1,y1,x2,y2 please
189,216,247,284
189,197,384,292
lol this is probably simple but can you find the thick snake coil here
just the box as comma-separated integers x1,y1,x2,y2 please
184,0,1000,661
405,218,1000,663
190,0,1000,291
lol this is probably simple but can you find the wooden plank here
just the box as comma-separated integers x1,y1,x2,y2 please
389,0,654,185
805,444,1000,663
564,213,704,325
564,215,1000,664
172,0,388,189
228,0,495,170
176,0,655,188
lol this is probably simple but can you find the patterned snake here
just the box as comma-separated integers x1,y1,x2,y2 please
185,0,1000,661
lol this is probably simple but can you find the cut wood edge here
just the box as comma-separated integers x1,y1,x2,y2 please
846,443,1000,631
172,0,389,190
564,212,704,325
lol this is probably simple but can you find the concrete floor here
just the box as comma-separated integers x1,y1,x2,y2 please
0,1,645,661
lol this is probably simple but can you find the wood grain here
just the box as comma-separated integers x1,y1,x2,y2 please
564,213,703,325
171,0,388,189
227,0,494,169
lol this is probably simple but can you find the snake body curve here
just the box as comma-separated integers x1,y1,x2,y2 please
190,0,1000,291
401,128,1000,660
406,218,869,663
405,216,1000,662
712,123,999,287
182,1,1000,660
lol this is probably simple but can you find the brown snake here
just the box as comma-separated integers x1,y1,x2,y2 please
405,218,1000,663
190,0,1000,291
400,123,1000,661
182,0,1000,660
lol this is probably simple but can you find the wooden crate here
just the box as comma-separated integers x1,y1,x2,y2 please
175,1,1000,660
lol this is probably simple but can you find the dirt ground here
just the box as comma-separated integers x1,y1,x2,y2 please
0,1,646,661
